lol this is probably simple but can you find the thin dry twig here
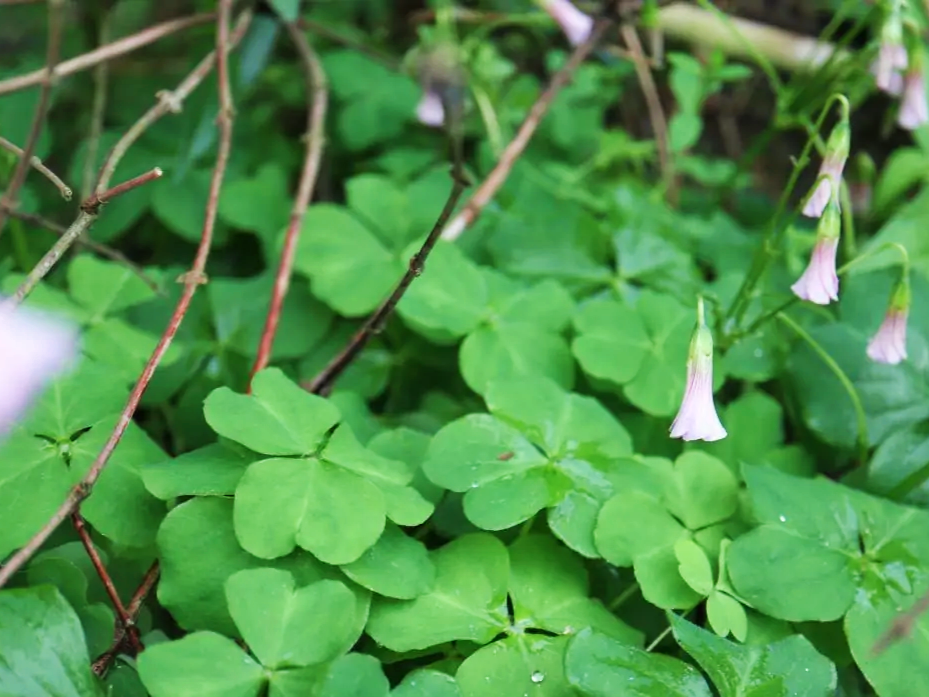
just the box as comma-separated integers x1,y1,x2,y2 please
2,206,161,292
249,23,329,383
620,23,676,205
0,12,217,97
6,168,163,307
0,135,71,199
0,0,66,238
872,586,929,656
92,561,160,676
71,513,141,654
81,11,112,199
0,4,241,590
440,17,611,241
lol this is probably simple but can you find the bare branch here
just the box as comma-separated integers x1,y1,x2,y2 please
0,135,71,199
0,12,216,97
440,17,611,241
250,23,329,383
0,0,66,238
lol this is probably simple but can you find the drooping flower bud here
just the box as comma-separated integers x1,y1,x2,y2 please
898,65,928,130
872,2,907,95
416,90,445,127
538,0,594,47
802,117,850,219
412,41,466,129
670,299,727,442
867,275,910,365
0,300,79,437
791,201,841,305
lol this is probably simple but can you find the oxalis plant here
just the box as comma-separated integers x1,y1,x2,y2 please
1,0,929,695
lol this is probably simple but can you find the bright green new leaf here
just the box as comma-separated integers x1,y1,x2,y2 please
595,490,685,567
565,628,712,697
341,523,435,599
68,255,157,320
509,535,642,645
0,586,104,697
663,451,738,530
635,544,704,610
392,670,461,697
398,241,488,337
572,297,649,385
225,568,358,668
366,534,510,651
142,441,256,499
137,632,265,697
204,367,341,456
234,457,386,563
455,635,572,697
675,538,714,596
706,591,747,642
671,615,837,697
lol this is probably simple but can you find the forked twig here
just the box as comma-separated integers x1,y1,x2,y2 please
0,0,66,238
0,135,71,199
440,17,611,241
92,560,160,676
0,12,216,97
0,3,241,591
250,22,329,384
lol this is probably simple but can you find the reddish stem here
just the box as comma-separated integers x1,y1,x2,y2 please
91,561,160,676
249,23,329,385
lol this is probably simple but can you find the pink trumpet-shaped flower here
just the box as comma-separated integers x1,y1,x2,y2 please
802,120,849,218
791,205,840,305
0,300,79,436
867,308,908,365
670,303,726,442
416,89,445,127
898,67,929,130
867,277,910,365
540,0,594,46
872,42,907,96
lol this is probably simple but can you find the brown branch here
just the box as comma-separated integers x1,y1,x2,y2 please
2,206,161,293
0,136,71,199
620,24,676,205
440,17,611,242
91,560,160,676
0,1,239,592
94,11,252,195
6,168,162,308
872,586,929,656
0,0,66,239
71,513,141,654
0,12,216,97
249,24,329,384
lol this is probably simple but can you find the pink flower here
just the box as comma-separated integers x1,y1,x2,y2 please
0,301,79,436
416,90,445,127
791,234,840,305
867,308,908,365
872,42,907,96
540,0,594,46
898,68,928,130
802,121,849,218
670,307,726,442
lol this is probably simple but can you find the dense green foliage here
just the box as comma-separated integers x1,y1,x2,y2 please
2,1,929,696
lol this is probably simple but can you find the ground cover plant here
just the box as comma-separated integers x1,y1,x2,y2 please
1,0,929,695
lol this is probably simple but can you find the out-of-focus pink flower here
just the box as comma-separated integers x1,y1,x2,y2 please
539,0,594,46
898,67,929,130
416,89,445,127
802,120,849,218
791,210,840,305
872,42,907,96
0,300,79,436
867,308,908,365
867,277,910,365
670,302,726,442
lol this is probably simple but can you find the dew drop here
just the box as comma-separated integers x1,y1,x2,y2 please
779,515,787,522
530,672,544,684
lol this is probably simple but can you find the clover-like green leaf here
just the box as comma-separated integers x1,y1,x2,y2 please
341,523,435,599
225,568,359,668
565,628,712,697
204,367,341,456
455,635,573,697
138,632,265,697
671,615,837,697
0,586,104,697
509,535,642,645
366,534,510,651
142,441,255,499
68,255,157,320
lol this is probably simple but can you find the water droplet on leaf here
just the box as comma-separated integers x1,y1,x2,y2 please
530,671,544,684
